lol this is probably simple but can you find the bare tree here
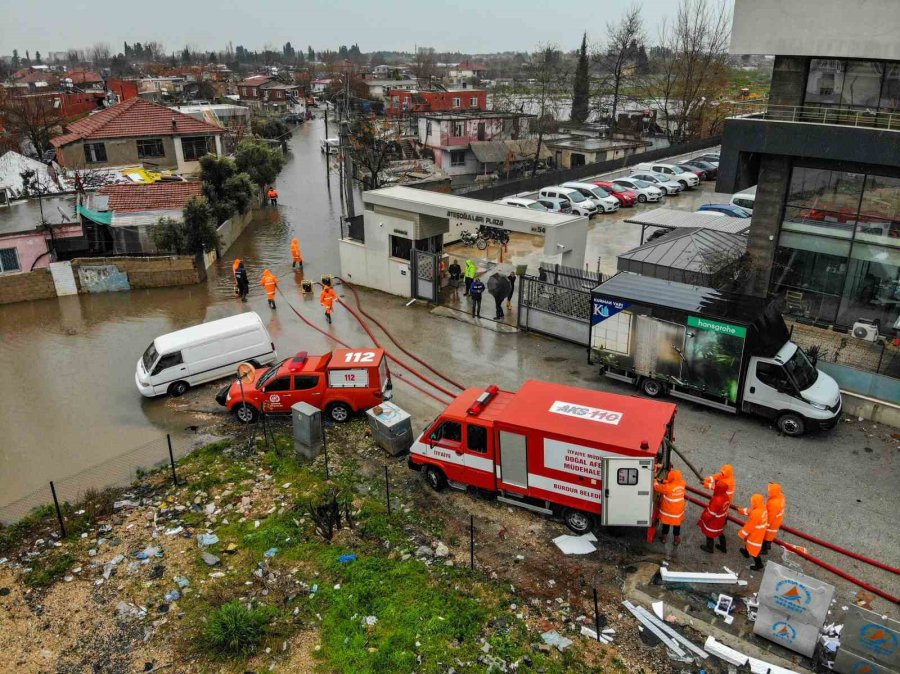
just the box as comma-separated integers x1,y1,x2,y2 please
412,47,436,87
597,4,644,131
88,42,111,66
0,92,62,157
525,44,567,177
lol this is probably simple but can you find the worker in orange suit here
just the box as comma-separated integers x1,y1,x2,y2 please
737,493,768,570
232,258,241,296
320,282,338,324
260,269,278,309
654,469,686,545
762,482,785,555
290,239,303,268
698,479,730,554
704,464,736,506
267,187,278,206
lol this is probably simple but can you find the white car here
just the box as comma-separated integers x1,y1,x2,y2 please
494,197,549,212
538,186,598,217
635,162,700,189
560,182,620,213
537,196,572,214
612,177,664,203
628,172,683,196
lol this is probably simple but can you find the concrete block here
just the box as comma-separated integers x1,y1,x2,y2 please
292,402,323,460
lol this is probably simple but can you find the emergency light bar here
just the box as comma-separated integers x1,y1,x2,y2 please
467,384,499,416
289,352,308,371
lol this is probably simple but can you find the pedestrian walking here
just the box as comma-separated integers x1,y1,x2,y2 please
232,258,242,296
448,259,462,299
463,259,477,296
469,277,485,318
234,260,249,302
506,271,516,310
698,479,729,553
267,187,279,206
320,282,338,323
260,269,278,309
762,482,785,555
737,493,768,570
290,238,303,268
654,469,686,545
487,272,511,320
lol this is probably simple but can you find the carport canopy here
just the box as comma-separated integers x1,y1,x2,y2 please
624,208,750,244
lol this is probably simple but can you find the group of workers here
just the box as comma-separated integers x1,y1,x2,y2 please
654,463,786,571
447,258,516,320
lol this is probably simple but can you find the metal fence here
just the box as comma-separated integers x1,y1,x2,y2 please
518,266,605,346
727,102,900,131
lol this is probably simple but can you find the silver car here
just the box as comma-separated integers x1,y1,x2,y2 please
628,172,683,196
612,178,664,203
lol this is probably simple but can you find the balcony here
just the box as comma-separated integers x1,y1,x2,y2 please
727,102,900,131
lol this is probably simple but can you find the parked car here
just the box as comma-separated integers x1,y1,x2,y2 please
693,153,720,166
538,196,572,214
676,163,708,181
731,186,756,212
684,159,718,179
136,312,277,398
560,182,620,213
612,178,663,203
538,186,598,217
635,163,700,189
593,180,637,207
697,203,751,218
494,197,549,212
628,172,683,196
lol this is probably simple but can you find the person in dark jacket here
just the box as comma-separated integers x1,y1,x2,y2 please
506,271,516,310
448,259,462,299
234,261,250,302
469,277,485,318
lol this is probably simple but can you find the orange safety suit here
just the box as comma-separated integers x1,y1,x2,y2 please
232,258,241,281
290,239,303,265
654,469,686,526
698,479,730,539
765,482,785,542
704,464,736,507
320,285,338,314
737,493,768,558
260,269,278,300
267,188,278,200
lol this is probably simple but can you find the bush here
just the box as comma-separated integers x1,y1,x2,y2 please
251,117,291,140
235,139,284,189
204,601,278,655
152,197,220,256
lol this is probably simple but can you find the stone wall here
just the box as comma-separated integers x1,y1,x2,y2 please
0,268,58,305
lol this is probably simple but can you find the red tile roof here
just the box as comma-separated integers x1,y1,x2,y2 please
98,181,203,213
66,70,103,84
51,98,224,148
17,70,58,85
239,75,272,87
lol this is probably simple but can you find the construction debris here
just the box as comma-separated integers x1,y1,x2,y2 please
659,567,743,585
703,636,799,674
622,601,687,659
541,630,573,652
552,532,598,555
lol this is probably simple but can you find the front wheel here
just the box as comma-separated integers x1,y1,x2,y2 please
424,465,447,491
776,413,806,437
638,194,647,203
563,508,595,534
641,378,665,398
233,404,259,424
476,237,488,251
168,381,189,397
678,180,688,189
327,402,352,423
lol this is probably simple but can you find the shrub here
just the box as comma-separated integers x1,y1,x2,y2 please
204,601,277,655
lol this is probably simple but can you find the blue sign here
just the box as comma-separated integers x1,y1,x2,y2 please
591,297,631,325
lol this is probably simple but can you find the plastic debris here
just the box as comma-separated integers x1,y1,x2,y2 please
103,554,125,580
164,526,183,536
652,601,665,620
174,576,190,588
201,553,220,566
164,590,181,602
116,601,147,620
197,534,219,548
660,567,740,584
541,631,574,652
134,546,161,561
581,626,613,643
264,548,278,558
552,532,598,555
703,636,798,674
338,554,357,563
363,615,378,626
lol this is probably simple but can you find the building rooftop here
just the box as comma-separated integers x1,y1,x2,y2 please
624,208,752,235
545,137,644,152
0,195,77,235
617,228,747,284
419,110,534,120
98,181,203,213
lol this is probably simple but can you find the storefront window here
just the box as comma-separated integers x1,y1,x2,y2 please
837,243,900,330
805,59,899,120
771,239,849,323
806,59,844,106
840,61,884,109
879,63,900,112
856,175,900,245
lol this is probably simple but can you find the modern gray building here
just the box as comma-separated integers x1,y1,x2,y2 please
717,0,900,334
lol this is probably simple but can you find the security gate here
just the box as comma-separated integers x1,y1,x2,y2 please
411,249,438,302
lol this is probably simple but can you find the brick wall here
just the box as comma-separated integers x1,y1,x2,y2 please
71,256,204,289
0,268,58,305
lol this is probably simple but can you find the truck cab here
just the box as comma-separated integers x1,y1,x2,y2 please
217,348,391,423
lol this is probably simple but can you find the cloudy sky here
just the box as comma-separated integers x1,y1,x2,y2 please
0,0,723,57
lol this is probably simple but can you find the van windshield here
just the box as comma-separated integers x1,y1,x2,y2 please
256,358,288,389
784,348,818,391
142,343,158,371
590,186,610,198
565,190,586,203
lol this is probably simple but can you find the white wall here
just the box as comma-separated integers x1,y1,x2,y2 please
338,210,415,298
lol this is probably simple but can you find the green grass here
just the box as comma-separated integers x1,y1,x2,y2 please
204,601,280,655
24,553,74,588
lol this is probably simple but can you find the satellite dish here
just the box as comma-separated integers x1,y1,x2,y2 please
236,362,255,383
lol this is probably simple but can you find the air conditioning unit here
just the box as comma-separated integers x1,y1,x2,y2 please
852,319,880,342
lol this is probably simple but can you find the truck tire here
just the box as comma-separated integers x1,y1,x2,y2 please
327,402,352,423
563,508,595,534
640,378,664,398
234,404,259,424
424,466,447,491
168,381,189,397
776,413,806,437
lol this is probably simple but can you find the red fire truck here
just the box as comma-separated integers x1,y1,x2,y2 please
408,380,676,535
216,348,391,423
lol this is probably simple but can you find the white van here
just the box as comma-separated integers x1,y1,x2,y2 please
538,186,598,217
730,185,756,212
135,312,277,398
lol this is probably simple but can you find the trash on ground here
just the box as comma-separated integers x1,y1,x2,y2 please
552,532,598,555
652,601,665,620
264,548,278,558
135,546,161,561
338,554,357,563
660,567,740,584
580,625,613,643
713,594,735,625
164,590,181,602
197,533,219,548
541,630,573,652
703,636,798,674
201,553,220,567
174,576,190,588
623,601,707,661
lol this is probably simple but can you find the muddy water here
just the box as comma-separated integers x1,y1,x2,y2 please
0,119,358,507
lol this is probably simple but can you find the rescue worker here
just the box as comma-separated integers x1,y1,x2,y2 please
506,270,516,310
698,480,729,553
463,259,477,296
703,464,736,551
654,469,686,545
232,258,242,296
234,260,249,302
737,493,768,570
290,238,303,268
267,187,279,206
469,277,485,318
260,269,278,309
762,482,785,555
448,259,462,299
320,282,338,324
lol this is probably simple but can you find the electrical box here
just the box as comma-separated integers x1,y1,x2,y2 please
366,402,413,456
292,402,323,460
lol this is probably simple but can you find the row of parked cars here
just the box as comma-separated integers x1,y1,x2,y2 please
496,152,722,217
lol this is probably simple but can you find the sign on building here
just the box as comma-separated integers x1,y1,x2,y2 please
834,605,900,674
753,562,835,657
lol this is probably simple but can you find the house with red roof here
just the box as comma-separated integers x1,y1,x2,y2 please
447,61,488,86
51,98,225,172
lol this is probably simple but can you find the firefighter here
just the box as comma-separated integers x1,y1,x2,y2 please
234,260,249,302
762,482,785,555
703,463,736,551
232,258,242,296
737,493,768,570
260,269,278,309
290,238,303,268
267,187,279,206
654,469,686,545
320,282,338,324
698,479,729,553
463,259,477,296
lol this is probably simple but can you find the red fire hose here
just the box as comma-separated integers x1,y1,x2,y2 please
685,484,900,576
685,494,899,604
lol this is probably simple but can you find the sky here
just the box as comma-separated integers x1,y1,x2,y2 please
0,0,717,58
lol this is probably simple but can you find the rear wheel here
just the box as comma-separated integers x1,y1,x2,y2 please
563,508,595,534
640,378,665,398
328,402,352,423
168,381,189,397
638,193,647,203
476,237,488,250
776,413,806,437
424,466,447,491
234,404,259,424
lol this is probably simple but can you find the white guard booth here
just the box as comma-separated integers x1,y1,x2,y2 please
339,186,589,298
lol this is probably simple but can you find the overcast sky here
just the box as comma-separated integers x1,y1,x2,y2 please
0,0,722,57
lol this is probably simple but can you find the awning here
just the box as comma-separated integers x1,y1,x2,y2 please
78,204,112,225
470,141,509,163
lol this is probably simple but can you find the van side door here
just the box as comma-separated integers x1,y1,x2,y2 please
426,418,466,482
462,423,495,490
150,351,188,391
601,457,654,526
742,359,795,419
261,375,295,414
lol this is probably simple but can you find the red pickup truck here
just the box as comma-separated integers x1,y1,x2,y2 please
216,348,391,423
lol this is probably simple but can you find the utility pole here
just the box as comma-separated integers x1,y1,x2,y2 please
340,71,356,219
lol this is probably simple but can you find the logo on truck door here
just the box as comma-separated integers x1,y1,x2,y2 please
549,400,623,425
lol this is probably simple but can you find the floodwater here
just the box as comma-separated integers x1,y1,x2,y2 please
0,118,357,508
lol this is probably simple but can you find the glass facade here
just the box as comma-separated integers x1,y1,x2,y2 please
806,59,900,113
771,167,900,331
